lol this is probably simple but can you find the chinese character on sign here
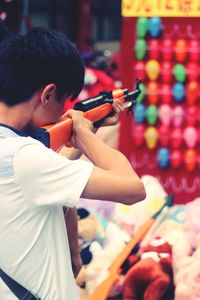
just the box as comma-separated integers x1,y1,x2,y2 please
178,0,192,13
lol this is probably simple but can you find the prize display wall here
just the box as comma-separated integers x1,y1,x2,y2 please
119,17,200,203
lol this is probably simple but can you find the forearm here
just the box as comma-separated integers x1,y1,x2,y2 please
64,207,79,256
76,127,139,178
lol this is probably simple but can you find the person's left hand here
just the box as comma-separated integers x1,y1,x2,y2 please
100,100,125,127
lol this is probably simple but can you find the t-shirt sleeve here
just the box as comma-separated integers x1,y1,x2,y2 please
13,141,94,207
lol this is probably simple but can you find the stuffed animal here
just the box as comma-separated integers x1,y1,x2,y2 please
174,236,200,300
122,237,174,300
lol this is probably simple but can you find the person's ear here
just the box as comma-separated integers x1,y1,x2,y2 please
40,84,56,106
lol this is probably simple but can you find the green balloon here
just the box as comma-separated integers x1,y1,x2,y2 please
136,17,148,38
146,105,158,125
173,64,186,83
137,83,146,103
134,39,147,60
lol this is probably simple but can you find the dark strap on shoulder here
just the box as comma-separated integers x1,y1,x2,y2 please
0,268,40,300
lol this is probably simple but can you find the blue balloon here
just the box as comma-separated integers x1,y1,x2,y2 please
148,17,162,38
157,147,170,169
172,83,185,102
134,103,146,124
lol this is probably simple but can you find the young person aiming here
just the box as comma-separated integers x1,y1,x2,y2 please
0,24,146,300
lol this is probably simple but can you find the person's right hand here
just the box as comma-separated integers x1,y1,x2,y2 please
62,109,94,148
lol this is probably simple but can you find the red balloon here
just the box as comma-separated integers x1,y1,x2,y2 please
159,125,170,147
171,128,183,149
148,39,160,60
161,39,173,61
160,62,172,83
170,150,182,169
188,40,200,62
186,81,198,106
186,62,199,81
160,83,171,104
175,39,187,62
186,106,197,126
134,61,146,81
184,149,197,172
146,81,159,104
132,124,145,147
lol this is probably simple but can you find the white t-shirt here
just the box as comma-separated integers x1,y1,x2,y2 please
0,124,93,300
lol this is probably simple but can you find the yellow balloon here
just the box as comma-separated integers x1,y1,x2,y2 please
145,59,160,80
145,126,158,149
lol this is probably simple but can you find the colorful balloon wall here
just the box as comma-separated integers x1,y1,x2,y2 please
133,17,200,173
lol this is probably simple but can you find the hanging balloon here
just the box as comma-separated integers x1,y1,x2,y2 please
171,128,183,149
144,127,158,149
172,83,185,102
183,127,198,148
186,81,198,106
136,83,146,103
172,106,185,127
173,64,186,83
161,38,173,61
160,83,171,104
134,61,146,81
188,40,200,62
159,125,171,147
158,104,172,126
135,39,147,60
170,150,182,169
186,106,197,126
146,105,158,125
157,147,170,169
184,149,197,172
134,103,146,124
136,17,149,38
175,39,187,62
148,39,160,60
148,17,162,38
146,81,159,104
160,62,172,83
186,62,199,81
132,124,145,147
145,60,160,80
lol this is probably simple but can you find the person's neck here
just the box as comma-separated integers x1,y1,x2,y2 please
0,102,31,131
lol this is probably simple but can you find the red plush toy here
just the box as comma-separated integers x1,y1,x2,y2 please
122,237,174,300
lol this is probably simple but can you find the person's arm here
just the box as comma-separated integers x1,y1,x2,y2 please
66,109,146,205
59,100,122,160
63,206,82,278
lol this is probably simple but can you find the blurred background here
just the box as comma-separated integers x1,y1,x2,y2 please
2,2,200,299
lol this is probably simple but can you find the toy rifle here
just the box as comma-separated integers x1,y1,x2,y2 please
87,195,173,300
33,79,141,151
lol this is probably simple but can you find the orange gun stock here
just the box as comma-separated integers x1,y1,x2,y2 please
33,80,141,151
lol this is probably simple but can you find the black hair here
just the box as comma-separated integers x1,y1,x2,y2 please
0,23,85,106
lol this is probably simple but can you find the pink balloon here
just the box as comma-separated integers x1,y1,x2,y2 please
172,106,185,127
170,150,182,169
132,124,145,147
186,62,199,81
159,125,170,146
160,62,172,83
183,127,198,148
186,106,198,126
158,104,172,126
160,83,171,104
171,128,183,149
